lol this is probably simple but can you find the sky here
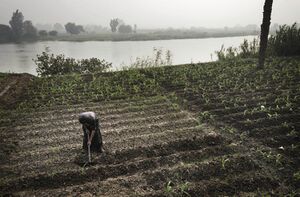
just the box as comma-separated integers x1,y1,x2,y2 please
0,0,299,28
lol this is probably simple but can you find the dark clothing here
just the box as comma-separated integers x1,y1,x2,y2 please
79,112,103,153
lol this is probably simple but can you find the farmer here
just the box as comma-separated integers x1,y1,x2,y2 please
79,111,104,153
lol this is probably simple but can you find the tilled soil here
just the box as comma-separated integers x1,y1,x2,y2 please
1,58,299,196
0,73,34,110
0,95,285,196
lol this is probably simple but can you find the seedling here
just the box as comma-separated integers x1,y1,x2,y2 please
293,171,300,181
221,157,230,170
179,182,191,197
275,154,282,166
221,126,235,134
198,111,214,122
165,181,174,196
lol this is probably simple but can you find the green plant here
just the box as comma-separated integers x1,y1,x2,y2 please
258,150,283,166
165,181,174,196
293,171,300,181
123,48,172,70
221,126,235,134
198,111,214,122
221,157,230,170
275,154,283,166
269,23,300,56
179,182,191,197
216,23,300,60
34,51,112,76
165,180,190,197
215,38,259,60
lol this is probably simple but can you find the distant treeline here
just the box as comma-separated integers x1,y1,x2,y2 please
0,10,60,43
0,9,285,43
0,10,91,43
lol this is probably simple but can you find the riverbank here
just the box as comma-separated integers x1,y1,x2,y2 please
1,31,258,43
41,32,259,42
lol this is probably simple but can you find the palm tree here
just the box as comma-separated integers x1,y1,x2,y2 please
258,0,273,69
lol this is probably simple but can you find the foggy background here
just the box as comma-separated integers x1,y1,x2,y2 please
0,0,299,29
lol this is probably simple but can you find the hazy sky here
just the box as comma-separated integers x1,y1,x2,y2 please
0,0,299,28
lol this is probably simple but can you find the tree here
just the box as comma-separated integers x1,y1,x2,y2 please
53,23,64,33
39,30,48,37
118,24,133,34
77,25,85,33
65,22,84,34
49,30,58,36
110,18,119,33
0,24,12,43
23,20,37,40
9,9,24,41
133,24,137,33
258,0,273,69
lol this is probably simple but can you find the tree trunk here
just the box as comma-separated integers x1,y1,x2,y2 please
258,0,273,69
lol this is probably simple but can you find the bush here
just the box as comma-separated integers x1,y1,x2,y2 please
215,23,300,61
34,52,112,76
122,48,172,69
215,38,259,61
269,23,300,56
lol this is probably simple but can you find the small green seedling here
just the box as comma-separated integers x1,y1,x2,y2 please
221,157,230,170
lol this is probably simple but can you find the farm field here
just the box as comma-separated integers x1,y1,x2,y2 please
0,57,299,196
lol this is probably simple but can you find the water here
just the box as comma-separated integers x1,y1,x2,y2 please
0,36,256,75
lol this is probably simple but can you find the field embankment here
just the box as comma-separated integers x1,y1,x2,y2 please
0,57,299,196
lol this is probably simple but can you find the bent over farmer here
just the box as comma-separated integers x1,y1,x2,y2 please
79,111,104,153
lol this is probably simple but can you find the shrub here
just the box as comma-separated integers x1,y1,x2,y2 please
123,48,172,69
269,23,300,56
215,38,259,60
34,52,112,76
215,23,300,60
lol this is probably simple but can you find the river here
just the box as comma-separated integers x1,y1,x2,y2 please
0,35,256,75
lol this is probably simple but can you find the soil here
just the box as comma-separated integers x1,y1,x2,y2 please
0,73,34,110
0,59,299,196
0,94,294,196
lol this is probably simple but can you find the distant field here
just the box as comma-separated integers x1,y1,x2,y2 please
0,57,299,196
39,31,258,42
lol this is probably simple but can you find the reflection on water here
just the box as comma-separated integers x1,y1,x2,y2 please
0,36,256,75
